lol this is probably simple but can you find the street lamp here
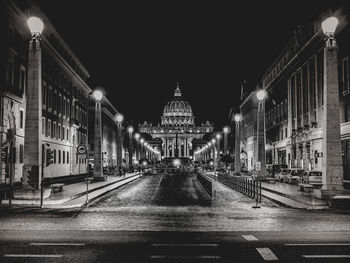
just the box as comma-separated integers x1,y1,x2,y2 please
223,126,231,155
115,113,124,175
24,16,44,190
92,89,104,180
127,126,134,169
134,133,140,161
234,114,242,173
256,89,267,178
215,133,221,163
320,16,344,197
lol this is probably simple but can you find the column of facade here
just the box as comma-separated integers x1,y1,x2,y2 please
179,138,182,157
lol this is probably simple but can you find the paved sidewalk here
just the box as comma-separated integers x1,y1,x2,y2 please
261,182,328,208
1,172,142,208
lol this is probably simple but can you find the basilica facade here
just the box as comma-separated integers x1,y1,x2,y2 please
139,85,213,158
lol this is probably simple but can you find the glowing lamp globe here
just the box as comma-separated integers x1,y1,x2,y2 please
173,159,181,167
142,161,147,166
322,17,338,36
140,138,145,143
234,114,242,122
115,113,124,123
256,89,267,101
92,90,103,102
211,138,216,144
127,126,134,134
223,126,231,134
27,16,44,36
216,134,221,140
134,133,140,140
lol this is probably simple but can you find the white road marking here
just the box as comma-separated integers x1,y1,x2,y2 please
30,242,85,246
150,255,220,259
285,243,350,246
302,255,350,259
242,235,258,241
151,243,219,247
256,248,279,261
4,254,62,258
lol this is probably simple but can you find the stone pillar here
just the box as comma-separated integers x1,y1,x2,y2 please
172,138,175,157
179,138,182,157
321,42,344,197
23,38,42,187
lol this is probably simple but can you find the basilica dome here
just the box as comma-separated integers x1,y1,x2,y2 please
161,85,195,126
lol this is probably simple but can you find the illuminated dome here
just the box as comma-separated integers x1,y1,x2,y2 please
161,84,195,126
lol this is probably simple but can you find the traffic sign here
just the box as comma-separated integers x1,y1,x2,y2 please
77,153,87,159
77,145,87,154
256,161,261,171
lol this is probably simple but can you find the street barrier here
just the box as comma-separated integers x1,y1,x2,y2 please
197,172,214,200
231,176,261,203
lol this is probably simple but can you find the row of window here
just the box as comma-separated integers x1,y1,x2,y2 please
49,149,69,165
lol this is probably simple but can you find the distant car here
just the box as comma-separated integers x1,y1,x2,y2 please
284,168,304,184
267,164,288,176
275,168,291,182
301,170,322,187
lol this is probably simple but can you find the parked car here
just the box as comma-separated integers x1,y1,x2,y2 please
301,170,322,187
284,168,304,184
267,164,288,176
274,168,291,182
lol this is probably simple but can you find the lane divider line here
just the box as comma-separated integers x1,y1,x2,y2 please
30,242,84,246
151,243,219,247
302,255,350,259
256,248,279,261
150,255,220,259
4,254,63,258
285,243,350,246
242,235,258,241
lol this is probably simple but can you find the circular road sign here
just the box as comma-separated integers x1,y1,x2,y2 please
77,145,87,154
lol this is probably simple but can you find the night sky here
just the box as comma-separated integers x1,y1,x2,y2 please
33,0,345,130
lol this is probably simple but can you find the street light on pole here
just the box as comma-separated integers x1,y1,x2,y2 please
115,113,124,175
256,89,267,178
215,133,221,163
234,113,242,173
134,132,140,162
24,16,44,192
223,126,231,155
92,89,104,180
127,126,134,170
320,16,344,198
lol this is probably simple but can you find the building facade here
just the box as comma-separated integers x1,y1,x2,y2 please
239,7,350,188
139,84,214,159
1,0,91,187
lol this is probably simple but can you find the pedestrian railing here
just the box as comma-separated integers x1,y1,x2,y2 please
231,176,261,204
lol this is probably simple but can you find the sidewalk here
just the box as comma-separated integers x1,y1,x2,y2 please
260,182,329,209
1,172,142,209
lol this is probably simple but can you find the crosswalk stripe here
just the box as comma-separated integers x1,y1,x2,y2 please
242,235,258,241
256,248,279,261
4,254,62,258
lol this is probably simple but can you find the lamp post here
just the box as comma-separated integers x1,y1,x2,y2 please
256,89,267,178
115,113,124,175
134,133,140,162
140,138,145,160
127,126,134,170
320,16,344,198
24,17,44,189
234,114,242,173
91,89,104,180
223,126,231,155
215,134,221,163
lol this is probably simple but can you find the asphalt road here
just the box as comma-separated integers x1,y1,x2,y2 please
1,172,350,262
1,230,350,262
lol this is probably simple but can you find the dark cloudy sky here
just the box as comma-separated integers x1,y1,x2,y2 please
33,0,346,129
